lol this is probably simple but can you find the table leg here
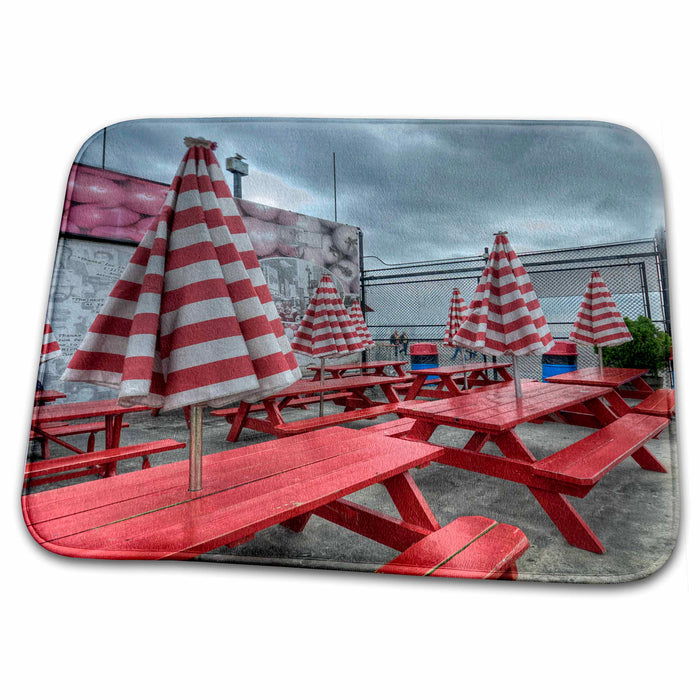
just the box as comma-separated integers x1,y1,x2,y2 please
606,390,632,416
404,419,437,442
496,367,514,382
380,383,401,404
442,375,463,396
528,487,606,553
225,402,251,443
103,415,123,477
383,471,441,532
631,376,655,396
395,364,407,378
404,376,426,401
491,431,536,462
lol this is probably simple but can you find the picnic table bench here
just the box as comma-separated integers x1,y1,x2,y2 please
633,388,675,418
395,380,669,553
212,375,407,442
399,362,513,400
30,420,129,459
35,390,66,406
25,438,186,487
30,399,153,477
21,427,530,578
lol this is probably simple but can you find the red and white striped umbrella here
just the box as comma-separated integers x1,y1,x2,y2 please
570,271,632,347
40,323,61,363
348,299,375,350
291,275,365,358
443,288,468,347
63,138,301,412
453,232,554,396
570,270,632,369
291,275,364,415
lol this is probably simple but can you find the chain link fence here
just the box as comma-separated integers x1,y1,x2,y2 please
362,238,670,381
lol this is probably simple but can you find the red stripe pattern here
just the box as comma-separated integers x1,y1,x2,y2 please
40,323,62,363
443,288,468,347
348,299,375,349
569,270,633,347
453,233,555,356
62,142,301,411
291,275,366,358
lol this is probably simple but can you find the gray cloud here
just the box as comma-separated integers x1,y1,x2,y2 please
76,119,665,264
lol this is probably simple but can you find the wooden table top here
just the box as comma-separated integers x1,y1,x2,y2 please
307,360,407,372
396,381,612,432
408,362,512,376
23,427,444,560
32,399,152,424
546,367,648,388
252,374,407,400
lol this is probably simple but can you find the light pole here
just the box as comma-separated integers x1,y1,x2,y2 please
225,154,249,198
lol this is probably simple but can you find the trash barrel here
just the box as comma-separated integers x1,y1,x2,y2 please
410,342,439,380
542,341,578,381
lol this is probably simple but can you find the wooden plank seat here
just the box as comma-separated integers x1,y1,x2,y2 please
361,417,417,437
25,438,186,487
632,388,675,418
394,377,441,393
530,413,670,485
274,403,404,436
30,420,129,459
212,393,355,419
376,516,529,579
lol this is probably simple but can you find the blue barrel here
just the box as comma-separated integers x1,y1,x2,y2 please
542,341,578,381
411,342,439,380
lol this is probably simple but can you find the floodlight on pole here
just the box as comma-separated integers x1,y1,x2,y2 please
226,154,249,198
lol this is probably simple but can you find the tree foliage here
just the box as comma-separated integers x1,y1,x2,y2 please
601,316,672,376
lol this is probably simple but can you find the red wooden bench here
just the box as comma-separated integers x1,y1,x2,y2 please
25,439,186,487
377,516,529,579
274,403,402,435
632,388,675,418
214,393,355,419
274,401,426,436
30,421,129,459
530,413,669,485
361,417,417,437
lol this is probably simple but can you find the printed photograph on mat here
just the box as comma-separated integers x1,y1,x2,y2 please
23,119,677,583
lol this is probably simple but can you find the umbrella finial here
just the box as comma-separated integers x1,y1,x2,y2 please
184,136,217,150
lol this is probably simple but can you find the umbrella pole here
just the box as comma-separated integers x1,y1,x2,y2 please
319,357,326,417
512,355,522,398
598,346,604,372
189,405,203,492
462,347,467,391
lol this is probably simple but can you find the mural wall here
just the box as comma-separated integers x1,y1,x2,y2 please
42,165,363,393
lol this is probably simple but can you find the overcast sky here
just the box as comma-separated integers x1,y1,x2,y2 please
75,118,665,265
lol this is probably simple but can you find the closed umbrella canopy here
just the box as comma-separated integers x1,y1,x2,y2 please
291,275,364,414
291,275,365,358
570,270,632,370
570,270,632,347
63,138,301,412
453,232,554,396
443,287,468,347
348,299,375,350
40,323,61,363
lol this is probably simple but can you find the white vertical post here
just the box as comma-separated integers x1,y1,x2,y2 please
319,357,326,417
512,355,522,398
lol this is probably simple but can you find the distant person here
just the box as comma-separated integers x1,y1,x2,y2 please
400,331,409,356
389,330,400,359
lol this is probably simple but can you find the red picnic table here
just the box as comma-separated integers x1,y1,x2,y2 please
34,390,66,406
545,367,662,418
20,426,529,578
212,374,408,442
30,399,153,477
307,360,407,379
395,380,669,553
401,362,513,400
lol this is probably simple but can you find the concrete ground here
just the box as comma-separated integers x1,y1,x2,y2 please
24,389,679,584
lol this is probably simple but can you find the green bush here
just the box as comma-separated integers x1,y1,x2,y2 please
601,316,672,376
